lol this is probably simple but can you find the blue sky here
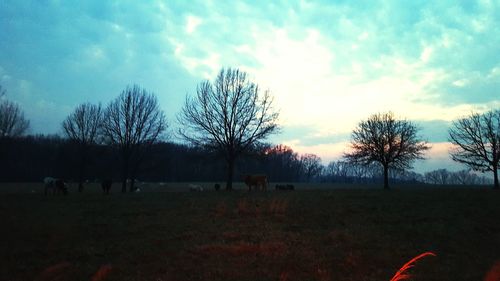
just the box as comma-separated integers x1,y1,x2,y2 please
1,1,499,172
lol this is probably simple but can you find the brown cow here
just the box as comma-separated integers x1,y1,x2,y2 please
243,175,268,191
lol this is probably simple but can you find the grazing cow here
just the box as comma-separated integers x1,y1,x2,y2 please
101,179,112,194
189,184,204,191
55,179,68,195
44,177,67,195
275,184,295,191
243,175,268,191
44,177,55,195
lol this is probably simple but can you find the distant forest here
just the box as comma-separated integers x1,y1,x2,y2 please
0,135,491,185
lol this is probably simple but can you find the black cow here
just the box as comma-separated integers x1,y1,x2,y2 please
275,184,294,191
101,179,112,194
55,179,68,195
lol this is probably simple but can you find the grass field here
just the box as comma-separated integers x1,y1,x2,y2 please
1,182,499,281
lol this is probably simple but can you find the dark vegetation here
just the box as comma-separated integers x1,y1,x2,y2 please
1,184,499,281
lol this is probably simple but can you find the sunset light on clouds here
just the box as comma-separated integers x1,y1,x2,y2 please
1,0,499,173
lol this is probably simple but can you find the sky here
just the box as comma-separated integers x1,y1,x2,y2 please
1,0,499,173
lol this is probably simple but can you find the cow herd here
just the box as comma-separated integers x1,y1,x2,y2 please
42,174,294,195
242,174,294,191
43,177,68,195
43,177,115,195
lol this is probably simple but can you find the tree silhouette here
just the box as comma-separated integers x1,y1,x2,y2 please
300,153,323,182
344,112,429,189
449,110,500,189
62,102,103,192
101,85,167,192
424,169,450,185
0,86,30,138
178,68,279,190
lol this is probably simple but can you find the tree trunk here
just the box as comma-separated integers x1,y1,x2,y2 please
226,156,234,191
78,167,84,193
121,155,129,193
78,150,85,192
121,178,127,193
129,178,135,192
494,164,499,189
383,164,389,190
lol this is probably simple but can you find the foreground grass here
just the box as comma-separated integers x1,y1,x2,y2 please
1,184,499,281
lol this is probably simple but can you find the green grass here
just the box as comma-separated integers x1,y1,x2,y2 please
1,183,499,281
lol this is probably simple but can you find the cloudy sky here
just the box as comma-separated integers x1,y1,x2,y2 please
1,0,499,172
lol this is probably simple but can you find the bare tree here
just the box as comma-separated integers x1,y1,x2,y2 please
62,102,103,192
424,169,450,185
344,112,429,189
452,169,478,185
0,87,30,138
102,85,167,192
300,153,323,182
449,110,500,189
178,68,279,190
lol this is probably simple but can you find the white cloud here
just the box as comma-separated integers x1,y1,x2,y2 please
185,15,202,34
420,46,433,63
357,31,369,41
452,79,468,87
282,139,350,164
413,142,464,173
242,28,339,125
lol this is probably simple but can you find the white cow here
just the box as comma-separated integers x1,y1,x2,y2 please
44,177,56,195
189,184,204,191
44,177,67,195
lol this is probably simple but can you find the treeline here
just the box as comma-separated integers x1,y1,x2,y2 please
0,136,316,183
423,168,491,185
1,135,491,186
319,160,492,186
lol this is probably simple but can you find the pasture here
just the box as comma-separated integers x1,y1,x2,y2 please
0,182,499,281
